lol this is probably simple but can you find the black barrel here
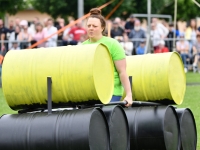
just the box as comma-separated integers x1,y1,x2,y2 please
0,108,110,150
175,108,197,150
124,106,180,150
102,105,129,150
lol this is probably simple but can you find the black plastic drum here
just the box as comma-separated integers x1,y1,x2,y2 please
0,108,110,150
176,108,197,150
102,105,129,150
124,105,180,150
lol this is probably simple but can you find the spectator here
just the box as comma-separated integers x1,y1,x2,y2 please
111,21,124,39
44,18,58,47
114,17,124,29
10,42,20,50
9,25,21,50
136,40,145,55
0,19,10,53
192,34,200,72
67,22,87,45
18,20,32,49
120,34,133,56
29,17,40,37
78,34,88,45
151,23,163,51
166,23,175,52
124,14,135,36
154,40,169,53
129,20,146,55
152,18,169,38
62,20,75,46
32,23,45,48
8,20,15,31
56,18,65,46
43,18,49,32
185,19,197,45
15,18,21,27
176,33,190,72
175,23,180,37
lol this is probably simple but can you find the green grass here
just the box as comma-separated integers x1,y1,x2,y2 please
0,89,16,115
186,72,200,83
0,72,199,149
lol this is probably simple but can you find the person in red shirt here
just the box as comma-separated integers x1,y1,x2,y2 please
68,22,87,44
154,40,169,53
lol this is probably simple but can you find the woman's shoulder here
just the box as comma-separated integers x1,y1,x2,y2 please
102,36,119,43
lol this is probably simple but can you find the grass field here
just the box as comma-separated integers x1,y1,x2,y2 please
0,72,199,149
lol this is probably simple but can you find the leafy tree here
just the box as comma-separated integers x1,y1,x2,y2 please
30,0,200,21
0,0,28,19
161,0,200,21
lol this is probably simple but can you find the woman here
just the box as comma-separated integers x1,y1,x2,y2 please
192,34,200,72
18,20,32,49
32,23,45,48
176,33,190,72
82,8,132,107
185,19,197,45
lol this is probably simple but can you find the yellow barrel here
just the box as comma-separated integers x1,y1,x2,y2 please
2,44,114,110
126,52,186,105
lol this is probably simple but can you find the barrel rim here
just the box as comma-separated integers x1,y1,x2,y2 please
92,43,114,104
88,107,111,150
168,51,186,105
163,105,181,150
102,105,130,150
114,105,130,150
176,108,197,147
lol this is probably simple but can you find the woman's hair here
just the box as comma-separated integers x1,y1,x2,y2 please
189,19,196,29
35,23,43,32
88,8,106,34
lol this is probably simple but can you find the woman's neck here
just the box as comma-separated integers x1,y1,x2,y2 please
89,35,103,43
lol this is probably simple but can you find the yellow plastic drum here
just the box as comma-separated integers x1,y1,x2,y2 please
2,44,114,110
126,52,186,105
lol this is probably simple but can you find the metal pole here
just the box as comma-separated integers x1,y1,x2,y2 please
78,0,84,18
147,0,151,35
47,76,52,115
173,0,177,51
145,0,151,54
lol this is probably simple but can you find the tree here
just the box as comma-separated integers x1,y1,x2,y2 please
0,0,28,19
30,0,200,22
161,0,200,21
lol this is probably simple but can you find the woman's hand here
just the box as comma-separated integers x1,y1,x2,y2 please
123,95,133,107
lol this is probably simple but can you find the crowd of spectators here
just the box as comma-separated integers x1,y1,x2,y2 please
0,15,200,73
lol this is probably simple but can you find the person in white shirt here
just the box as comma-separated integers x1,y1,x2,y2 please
150,23,163,50
120,34,133,56
152,18,169,38
44,18,58,47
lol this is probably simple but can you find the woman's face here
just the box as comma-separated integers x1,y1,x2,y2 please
191,20,196,28
36,25,42,31
86,18,103,38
